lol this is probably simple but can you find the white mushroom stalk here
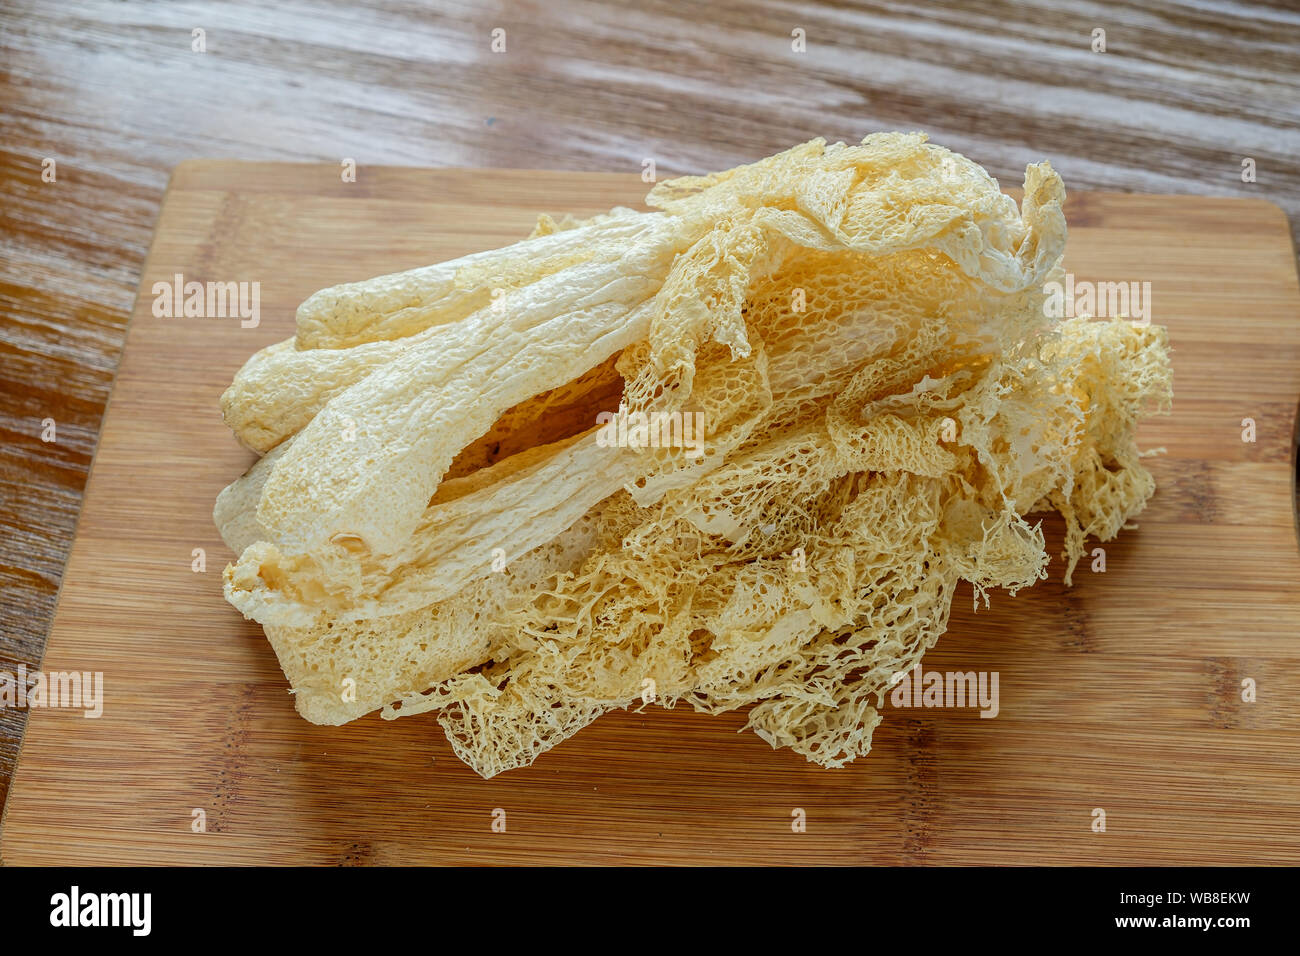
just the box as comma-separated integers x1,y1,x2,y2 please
215,133,1172,777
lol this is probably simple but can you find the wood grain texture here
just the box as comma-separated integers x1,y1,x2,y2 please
1,162,1297,865
2,0,1298,823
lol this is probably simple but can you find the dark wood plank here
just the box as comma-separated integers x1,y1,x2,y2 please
2,0,1298,814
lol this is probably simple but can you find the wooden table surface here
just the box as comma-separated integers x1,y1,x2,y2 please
2,0,1298,819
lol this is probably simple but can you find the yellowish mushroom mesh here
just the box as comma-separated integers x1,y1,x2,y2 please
216,133,1172,777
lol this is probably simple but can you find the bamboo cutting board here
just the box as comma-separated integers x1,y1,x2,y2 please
3,162,1299,865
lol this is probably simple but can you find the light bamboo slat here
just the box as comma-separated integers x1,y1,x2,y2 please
3,162,1298,865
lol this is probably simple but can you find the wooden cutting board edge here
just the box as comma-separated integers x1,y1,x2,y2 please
4,160,1300,865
